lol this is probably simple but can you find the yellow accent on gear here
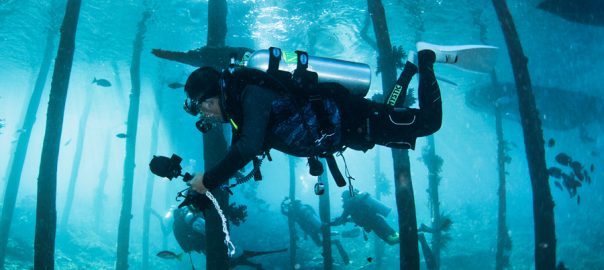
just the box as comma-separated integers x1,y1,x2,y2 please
282,51,298,64
230,118,239,130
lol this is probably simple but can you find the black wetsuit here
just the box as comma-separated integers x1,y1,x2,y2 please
203,53,441,189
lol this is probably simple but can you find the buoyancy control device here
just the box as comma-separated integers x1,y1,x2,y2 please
227,47,363,190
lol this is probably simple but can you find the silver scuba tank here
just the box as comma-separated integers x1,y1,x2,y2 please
359,193,391,217
244,49,371,97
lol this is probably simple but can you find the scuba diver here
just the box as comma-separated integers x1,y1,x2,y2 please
171,206,287,269
184,42,496,194
280,198,350,265
173,206,207,254
330,189,399,245
280,198,323,246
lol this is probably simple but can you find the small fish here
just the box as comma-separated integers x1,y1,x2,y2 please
570,161,582,171
561,173,575,197
547,167,562,179
168,82,185,89
570,161,584,181
64,139,72,146
92,77,112,87
367,257,373,263
555,153,572,166
570,177,582,188
577,195,581,205
553,181,563,191
591,164,595,172
115,133,127,139
156,250,182,260
547,138,555,148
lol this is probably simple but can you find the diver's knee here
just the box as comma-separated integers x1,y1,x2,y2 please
422,117,442,135
430,117,442,134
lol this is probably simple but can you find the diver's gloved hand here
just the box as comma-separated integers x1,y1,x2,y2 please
177,189,212,211
190,172,208,194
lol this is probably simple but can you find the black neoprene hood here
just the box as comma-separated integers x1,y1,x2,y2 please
184,66,221,101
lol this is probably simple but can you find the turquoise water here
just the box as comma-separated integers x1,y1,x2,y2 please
0,0,603,269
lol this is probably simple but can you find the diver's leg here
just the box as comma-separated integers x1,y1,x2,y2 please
416,49,442,136
332,239,351,265
310,233,322,247
418,233,437,269
370,216,399,245
368,50,442,148
384,52,418,108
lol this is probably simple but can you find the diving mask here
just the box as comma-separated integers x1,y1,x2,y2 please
184,98,215,134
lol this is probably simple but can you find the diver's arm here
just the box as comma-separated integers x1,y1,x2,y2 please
202,86,277,189
330,215,349,226
330,210,351,226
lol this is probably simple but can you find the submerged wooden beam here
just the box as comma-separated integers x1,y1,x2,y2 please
116,7,152,270
34,0,82,269
367,0,420,269
151,46,252,69
491,0,556,269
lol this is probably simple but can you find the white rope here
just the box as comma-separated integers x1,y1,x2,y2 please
205,191,236,257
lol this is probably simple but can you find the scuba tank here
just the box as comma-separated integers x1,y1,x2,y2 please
295,203,323,246
173,208,206,253
359,193,391,217
296,203,322,233
244,49,371,97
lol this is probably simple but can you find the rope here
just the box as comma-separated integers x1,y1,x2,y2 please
337,152,356,195
205,191,236,257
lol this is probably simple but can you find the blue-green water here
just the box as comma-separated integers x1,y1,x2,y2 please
0,0,603,269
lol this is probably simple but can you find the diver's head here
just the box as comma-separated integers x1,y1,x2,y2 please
341,189,359,203
183,67,224,121
184,67,226,132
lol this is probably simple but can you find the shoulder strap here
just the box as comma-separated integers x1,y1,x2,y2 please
268,47,282,74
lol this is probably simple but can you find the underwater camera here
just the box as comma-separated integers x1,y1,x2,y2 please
149,154,211,210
